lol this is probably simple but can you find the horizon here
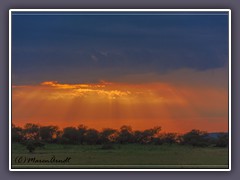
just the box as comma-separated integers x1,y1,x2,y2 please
12,122,229,135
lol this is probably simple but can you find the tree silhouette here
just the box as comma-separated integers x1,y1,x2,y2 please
100,128,117,144
133,126,161,144
85,129,99,145
117,125,134,144
23,123,40,140
39,126,58,142
77,124,88,144
12,124,24,142
12,124,228,148
62,127,79,144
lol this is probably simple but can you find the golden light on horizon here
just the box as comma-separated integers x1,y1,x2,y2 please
12,77,228,133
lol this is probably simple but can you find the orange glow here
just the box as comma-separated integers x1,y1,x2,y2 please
12,77,228,133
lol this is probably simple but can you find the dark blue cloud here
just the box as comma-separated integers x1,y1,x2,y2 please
12,12,229,84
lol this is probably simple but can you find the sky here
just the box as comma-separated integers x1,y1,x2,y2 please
11,11,229,133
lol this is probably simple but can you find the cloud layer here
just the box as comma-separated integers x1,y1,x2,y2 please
12,67,228,133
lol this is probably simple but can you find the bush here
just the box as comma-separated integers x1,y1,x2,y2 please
180,129,210,147
215,134,228,147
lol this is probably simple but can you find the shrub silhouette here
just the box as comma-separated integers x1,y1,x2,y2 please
158,133,178,145
181,129,210,147
215,133,228,147
12,124,24,143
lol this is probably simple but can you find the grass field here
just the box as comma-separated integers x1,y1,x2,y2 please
11,143,229,169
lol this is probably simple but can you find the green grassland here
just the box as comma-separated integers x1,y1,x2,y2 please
12,143,228,169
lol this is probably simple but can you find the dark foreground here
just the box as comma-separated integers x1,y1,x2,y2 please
12,143,228,169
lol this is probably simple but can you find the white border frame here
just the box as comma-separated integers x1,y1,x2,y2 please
9,9,231,172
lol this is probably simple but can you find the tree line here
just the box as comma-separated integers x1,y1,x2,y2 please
12,123,228,152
